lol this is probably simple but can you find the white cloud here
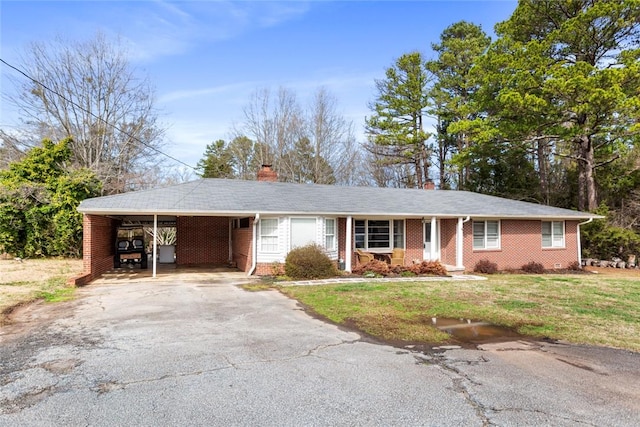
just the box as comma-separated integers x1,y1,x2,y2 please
256,1,311,27
158,80,261,104
120,1,313,63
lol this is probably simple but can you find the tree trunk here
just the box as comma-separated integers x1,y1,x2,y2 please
536,139,549,205
576,134,597,211
436,116,447,188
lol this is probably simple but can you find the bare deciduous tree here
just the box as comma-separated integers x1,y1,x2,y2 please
0,130,28,169
306,87,361,185
237,86,363,185
241,87,303,172
6,32,165,194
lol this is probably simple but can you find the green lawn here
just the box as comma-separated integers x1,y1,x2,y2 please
279,274,640,352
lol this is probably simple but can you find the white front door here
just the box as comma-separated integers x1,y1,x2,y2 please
423,220,440,261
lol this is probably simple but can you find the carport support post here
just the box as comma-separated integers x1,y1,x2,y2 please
152,214,158,278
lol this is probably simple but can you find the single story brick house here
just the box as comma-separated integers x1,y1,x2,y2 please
75,166,600,284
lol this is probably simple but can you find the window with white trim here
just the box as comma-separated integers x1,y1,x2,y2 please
325,218,336,250
473,220,500,250
260,218,279,252
354,219,404,250
393,220,405,249
542,221,564,248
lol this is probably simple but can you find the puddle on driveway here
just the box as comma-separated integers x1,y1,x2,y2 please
432,317,525,345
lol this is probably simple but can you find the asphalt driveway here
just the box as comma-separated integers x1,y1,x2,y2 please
1,279,639,426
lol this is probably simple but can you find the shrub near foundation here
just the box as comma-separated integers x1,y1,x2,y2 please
409,261,448,276
353,259,448,277
352,259,390,276
285,244,337,279
474,259,498,274
522,261,545,274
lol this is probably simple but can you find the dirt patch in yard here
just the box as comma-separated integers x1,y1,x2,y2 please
0,258,83,284
0,258,83,325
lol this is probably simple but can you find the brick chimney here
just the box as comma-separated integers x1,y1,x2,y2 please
423,179,435,190
257,164,278,182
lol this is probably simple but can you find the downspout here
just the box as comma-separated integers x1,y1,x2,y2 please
456,216,471,269
248,213,260,276
577,218,593,267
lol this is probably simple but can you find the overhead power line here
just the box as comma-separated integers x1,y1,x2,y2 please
0,57,197,171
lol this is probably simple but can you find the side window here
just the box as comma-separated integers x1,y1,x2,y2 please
260,219,279,252
325,219,336,250
473,220,500,250
393,220,405,249
355,220,365,249
542,221,565,248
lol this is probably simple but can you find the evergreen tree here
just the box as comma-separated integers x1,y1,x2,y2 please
366,52,432,188
197,139,236,179
456,0,640,210
427,21,491,190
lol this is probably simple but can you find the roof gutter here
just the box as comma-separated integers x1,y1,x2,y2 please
77,207,603,221
248,213,260,276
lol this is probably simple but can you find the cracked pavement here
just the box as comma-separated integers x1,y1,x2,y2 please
1,279,639,426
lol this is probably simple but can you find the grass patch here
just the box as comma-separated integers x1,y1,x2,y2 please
280,275,640,352
36,278,76,302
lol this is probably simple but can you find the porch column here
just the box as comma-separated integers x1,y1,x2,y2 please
228,219,233,264
456,217,464,268
152,214,158,278
345,216,352,272
430,217,437,261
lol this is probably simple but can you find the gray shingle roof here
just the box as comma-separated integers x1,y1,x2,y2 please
78,179,599,219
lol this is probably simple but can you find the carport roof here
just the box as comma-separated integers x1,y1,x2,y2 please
78,178,600,220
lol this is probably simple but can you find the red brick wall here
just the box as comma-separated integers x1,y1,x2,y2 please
405,219,423,265
70,214,118,285
176,216,230,266
440,219,458,266
232,218,253,272
254,260,341,276
463,219,579,271
255,263,275,275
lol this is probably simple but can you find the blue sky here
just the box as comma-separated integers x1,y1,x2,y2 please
1,0,517,170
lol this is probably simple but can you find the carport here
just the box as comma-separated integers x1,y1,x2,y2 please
75,199,256,285
75,167,288,285
113,213,237,276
